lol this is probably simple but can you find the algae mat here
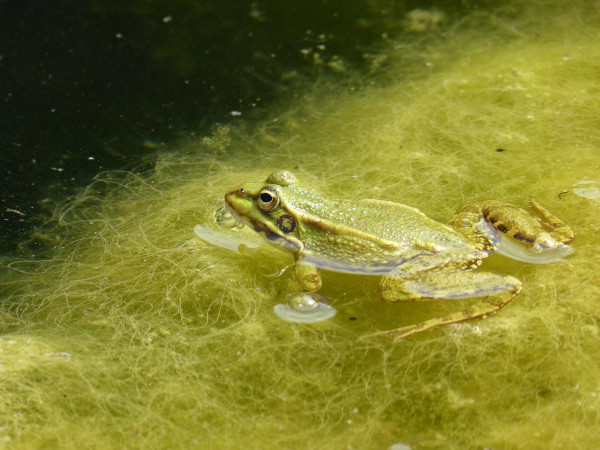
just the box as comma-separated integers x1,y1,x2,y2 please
2,2,600,449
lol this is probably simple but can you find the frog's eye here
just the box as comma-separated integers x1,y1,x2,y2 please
257,188,280,212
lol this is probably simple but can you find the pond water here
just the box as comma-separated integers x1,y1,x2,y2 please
1,1,600,448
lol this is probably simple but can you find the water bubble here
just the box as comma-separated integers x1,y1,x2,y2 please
573,180,600,199
274,293,337,323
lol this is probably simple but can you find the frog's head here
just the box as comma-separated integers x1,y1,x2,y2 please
225,170,304,252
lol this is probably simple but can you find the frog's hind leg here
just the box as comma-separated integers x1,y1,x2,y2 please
529,198,575,244
448,200,575,264
364,264,522,341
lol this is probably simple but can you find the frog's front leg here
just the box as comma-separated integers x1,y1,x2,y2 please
278,259,321,298
293,260,322,292
274,259,336,323
448,200,574,263
363,257,522,341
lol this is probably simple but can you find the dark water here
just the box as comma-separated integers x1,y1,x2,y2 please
0,0,485,254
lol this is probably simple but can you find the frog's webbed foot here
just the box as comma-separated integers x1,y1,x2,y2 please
529,198,575,244
449,200,575,264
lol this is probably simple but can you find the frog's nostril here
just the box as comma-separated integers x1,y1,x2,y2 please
237,188,246,195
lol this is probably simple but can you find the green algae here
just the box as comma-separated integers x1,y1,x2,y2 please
2,2,600,449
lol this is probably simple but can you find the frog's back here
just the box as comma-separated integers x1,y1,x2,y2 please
293,197,473,272
338,199,457,243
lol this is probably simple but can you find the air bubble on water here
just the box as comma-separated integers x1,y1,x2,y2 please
573,180,600,199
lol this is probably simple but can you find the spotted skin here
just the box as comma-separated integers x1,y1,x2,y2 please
225,171,575,341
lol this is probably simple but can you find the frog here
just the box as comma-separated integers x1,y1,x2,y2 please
224,170,575,341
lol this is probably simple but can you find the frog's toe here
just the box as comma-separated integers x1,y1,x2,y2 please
360,324,422,341
496,233,574,264
391,325,422,342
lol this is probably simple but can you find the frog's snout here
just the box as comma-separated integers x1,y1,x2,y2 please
225,187,247,200
225,187,248,207
224,186,259,221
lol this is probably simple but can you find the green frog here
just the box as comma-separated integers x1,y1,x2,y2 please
224,170,574,341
